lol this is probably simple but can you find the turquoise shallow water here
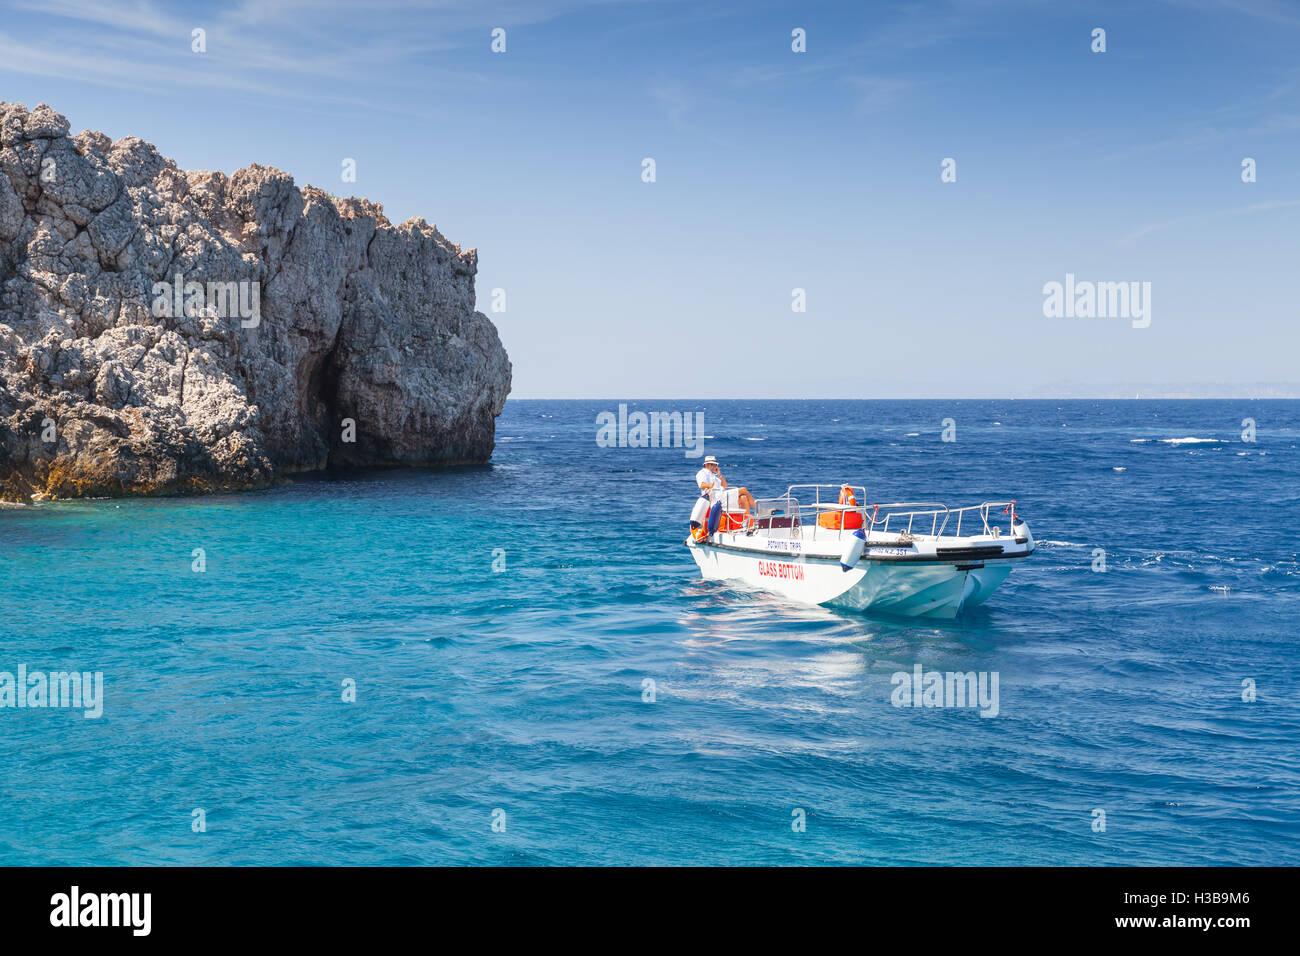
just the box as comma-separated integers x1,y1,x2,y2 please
1,399,1298,865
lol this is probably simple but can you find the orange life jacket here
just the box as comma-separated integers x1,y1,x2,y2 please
818,485,864,530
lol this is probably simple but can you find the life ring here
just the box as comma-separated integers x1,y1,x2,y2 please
818,485,864,530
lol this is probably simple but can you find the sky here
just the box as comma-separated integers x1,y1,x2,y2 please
2,0,1298,398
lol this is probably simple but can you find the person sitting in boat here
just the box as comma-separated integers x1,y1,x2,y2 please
695,455,723,500
691,456,755,535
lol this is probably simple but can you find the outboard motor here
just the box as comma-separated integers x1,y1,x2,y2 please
840,527,866,571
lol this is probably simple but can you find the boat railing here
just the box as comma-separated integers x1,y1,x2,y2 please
964,500,1020,537
868,502,951,537
746,487,1020,542
868,500,1020,539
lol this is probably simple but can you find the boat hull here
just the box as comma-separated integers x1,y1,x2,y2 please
687,539,1022,619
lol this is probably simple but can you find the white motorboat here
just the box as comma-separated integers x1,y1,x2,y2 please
686,485,1034,619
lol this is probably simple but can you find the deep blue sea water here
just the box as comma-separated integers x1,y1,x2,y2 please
1,399,1297,865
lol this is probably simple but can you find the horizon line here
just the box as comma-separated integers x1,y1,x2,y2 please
504,395,1300,401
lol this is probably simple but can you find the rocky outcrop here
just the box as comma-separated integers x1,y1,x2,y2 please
0,102,511,501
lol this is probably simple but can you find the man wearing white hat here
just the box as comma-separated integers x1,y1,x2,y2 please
690,456,755,538
696,455,725,501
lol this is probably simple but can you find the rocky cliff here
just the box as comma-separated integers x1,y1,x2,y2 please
0,102,511,502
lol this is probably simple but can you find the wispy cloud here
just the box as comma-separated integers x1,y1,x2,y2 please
650,79,691,127
1160,0,1300,28
0,0,606,110
17,0,191,37
843,75,915,114
1119,198,1300,244
1229,198,1300,214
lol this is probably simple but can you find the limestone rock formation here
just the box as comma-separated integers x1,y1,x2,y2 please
0,102,511,501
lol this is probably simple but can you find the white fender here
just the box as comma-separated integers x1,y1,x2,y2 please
840,528,866,571
690,496,709,525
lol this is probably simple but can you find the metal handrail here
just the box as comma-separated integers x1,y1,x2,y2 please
866,501,950,537
738,489,1019,541
742,493,1020,543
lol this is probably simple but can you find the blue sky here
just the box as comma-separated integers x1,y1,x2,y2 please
2,0,1298,397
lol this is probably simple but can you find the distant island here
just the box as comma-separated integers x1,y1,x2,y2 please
0,102,511,502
